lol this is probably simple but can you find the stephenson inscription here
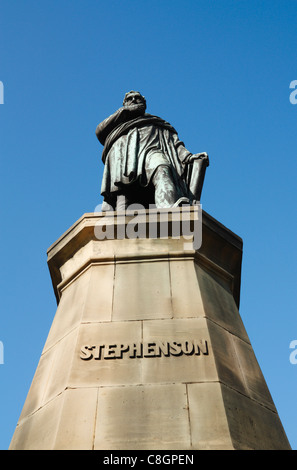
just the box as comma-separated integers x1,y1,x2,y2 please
80,339,209,361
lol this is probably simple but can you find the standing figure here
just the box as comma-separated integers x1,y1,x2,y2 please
96,91,209,211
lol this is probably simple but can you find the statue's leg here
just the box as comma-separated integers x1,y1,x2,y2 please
152,165,179,208
101,200,114,211
116,193,129,211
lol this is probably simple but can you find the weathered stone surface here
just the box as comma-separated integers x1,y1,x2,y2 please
54,388,98,450
187,382,234,450
94,384,191,450
10,393,64,450
112,259,172,321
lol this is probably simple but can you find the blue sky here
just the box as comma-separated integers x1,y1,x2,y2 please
1,0,297,450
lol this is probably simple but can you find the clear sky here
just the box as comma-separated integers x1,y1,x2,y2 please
1,0,297,450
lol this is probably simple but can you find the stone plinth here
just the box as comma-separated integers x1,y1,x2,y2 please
9,208,291,450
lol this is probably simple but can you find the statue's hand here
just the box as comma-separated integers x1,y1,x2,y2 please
187,152,209,166
122,103,146,116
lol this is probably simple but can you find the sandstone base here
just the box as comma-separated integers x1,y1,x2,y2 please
9,208,291,450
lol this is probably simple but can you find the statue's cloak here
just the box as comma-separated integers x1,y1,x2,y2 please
97,113,191,202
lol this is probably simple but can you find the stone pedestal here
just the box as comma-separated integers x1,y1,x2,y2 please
9,208,291,450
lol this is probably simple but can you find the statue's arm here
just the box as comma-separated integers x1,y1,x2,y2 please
172,133,193,163
96,104,145,145
96,108,126,145
172,134,209,165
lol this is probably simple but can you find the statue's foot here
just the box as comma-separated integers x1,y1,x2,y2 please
173,197,190,207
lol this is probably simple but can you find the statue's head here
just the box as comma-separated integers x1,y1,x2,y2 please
123,91,147,110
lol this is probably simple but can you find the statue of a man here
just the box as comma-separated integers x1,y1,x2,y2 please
96,91,209,210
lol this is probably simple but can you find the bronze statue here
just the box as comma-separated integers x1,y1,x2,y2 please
96,91,209,211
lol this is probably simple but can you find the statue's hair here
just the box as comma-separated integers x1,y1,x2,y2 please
123,90,146,108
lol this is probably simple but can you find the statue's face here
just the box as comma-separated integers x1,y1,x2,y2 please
123,92,145,107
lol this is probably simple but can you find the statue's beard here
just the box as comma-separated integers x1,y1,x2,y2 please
124,102,146,114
